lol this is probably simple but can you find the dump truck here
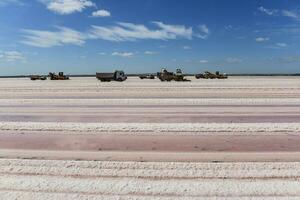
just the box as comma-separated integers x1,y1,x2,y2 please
30,75,47,80
139,74,155,79
157,68,190,81
195,71,228,79
49,72,69,80
96,70,127,82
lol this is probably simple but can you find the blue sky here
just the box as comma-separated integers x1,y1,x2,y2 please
0,0,300,75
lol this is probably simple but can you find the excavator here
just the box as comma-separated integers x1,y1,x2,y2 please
174,69,190,81
195,71,228,79
49,72,69,80
157,68,190,81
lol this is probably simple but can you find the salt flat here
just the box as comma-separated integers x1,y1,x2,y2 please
0,76,300,199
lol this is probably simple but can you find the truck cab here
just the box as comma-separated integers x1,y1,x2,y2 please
115,70,127,81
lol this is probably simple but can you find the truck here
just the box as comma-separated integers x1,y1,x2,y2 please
96,70,127,82
49,72,69,80
157,68,190,81
30,75,47,80
195,71,228,79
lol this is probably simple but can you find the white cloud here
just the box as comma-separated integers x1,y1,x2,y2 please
144,51,157,55
226,57,242,63
199,24,210,34
159,45,167,48
258,6,277,16
22,26,85,48
282,10,300,20
258,6,300,20
89,22,194,41
21,22,206,48
152,21,193,39
98,52,107,55
42,0,95,15
276,42,287,47
199,60,208,63
0,51,25,62
196,24,210,39
255,37,269,42
112,52,134,58
267,42,288,49
92,9,111,17
183,46,191,50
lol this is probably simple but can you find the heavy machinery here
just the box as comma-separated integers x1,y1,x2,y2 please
96,70,127,82
30,75,47,80
139,74,155,79
157,68,174,81
195,71,228,79
49,72,69,80
174,69,190,81
157,68,190,81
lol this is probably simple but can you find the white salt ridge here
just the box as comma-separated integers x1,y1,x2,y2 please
0,98,299,106
1,191,300,200
2,175,300,197
0,122,299,135
1,159,300,198
1,159,300,179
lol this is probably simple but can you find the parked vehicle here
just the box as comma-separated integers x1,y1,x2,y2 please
173,69,190,81
195,71,228,79
30,75,47,80
96,70,127,82
157,68,190,81
49,72,69,80
157,68,174,81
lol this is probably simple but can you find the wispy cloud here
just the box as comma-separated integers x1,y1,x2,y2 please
41,0,95,15
196,24,210,39
94,22,190,42
183,46,191,50
258,6,277,16
144,51,157,55
258,6,300,20
0,0,23,6
159,45,167,48
276,42,287,47
199,59,208,63
267,42,288,49
89,22,193,41
21,26,85,47
282,10,300,20
0,51,25,62
226,57,242,63
22,22,207,47
92,9,111,17
255,37,269,42
112,52,134,58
